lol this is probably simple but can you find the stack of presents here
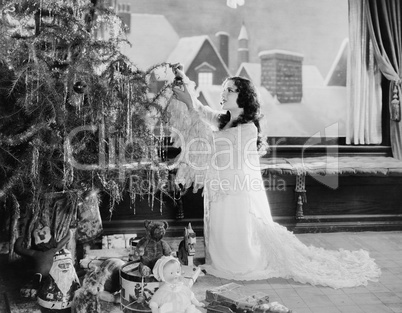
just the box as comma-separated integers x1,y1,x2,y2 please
81,220,292,313
16,220,292,313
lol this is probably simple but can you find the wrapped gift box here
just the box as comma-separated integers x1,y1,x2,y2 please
206,283,270,312
102,233,137,249
206,302,236,313
206,300,292,313
181,264,203,288
206,283,293,313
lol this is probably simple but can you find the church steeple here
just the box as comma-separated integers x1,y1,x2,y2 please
237,22,249,69
238,22,249,41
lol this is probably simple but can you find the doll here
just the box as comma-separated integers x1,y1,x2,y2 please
149,256,205,313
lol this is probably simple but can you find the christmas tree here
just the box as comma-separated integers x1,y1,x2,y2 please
0,0,174,258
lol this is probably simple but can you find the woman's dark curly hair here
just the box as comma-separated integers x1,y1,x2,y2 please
218,76,267,153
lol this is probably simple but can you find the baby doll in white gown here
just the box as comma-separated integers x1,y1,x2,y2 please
149,256,205,313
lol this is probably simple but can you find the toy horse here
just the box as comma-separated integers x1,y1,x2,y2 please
177,223,196,266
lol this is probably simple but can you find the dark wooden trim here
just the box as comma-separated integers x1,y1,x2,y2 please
102,214,402,237
102,218,204,237
163,136,393,161
268,137,347,146
104,214,402,237
283,214,402,233
264,144,392,158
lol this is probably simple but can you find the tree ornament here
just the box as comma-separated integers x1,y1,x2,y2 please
73,81,87,94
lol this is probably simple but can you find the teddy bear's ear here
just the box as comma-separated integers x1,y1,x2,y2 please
163,221,169,229
144,220,152,229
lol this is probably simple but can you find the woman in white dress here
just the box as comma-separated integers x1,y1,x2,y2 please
171,69,381,289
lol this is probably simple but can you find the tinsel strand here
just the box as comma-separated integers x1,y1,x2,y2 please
63,139,74,187
151,169,155,210
0,172,22,200
8,193,20,262
31,144,39,179
160,189,163,214
0,122,48,146
25,190,42,250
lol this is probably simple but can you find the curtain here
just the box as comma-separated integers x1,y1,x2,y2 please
365,0,402,158
346,0,382,145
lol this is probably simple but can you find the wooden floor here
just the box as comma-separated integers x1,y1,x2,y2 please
1,231,402,313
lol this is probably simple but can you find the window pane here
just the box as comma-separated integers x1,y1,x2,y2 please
121,0,349,140
198,72,213,87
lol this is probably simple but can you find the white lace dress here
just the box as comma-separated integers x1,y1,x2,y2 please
168,83,381,289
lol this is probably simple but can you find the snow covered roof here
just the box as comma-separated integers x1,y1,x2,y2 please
325,38,348,86
260,86,347,137
119,14,180,70
166,36,209,70
197,85,223,111
198,84,346,137
303,65,325,87
167,35,231,74
236,63,261,86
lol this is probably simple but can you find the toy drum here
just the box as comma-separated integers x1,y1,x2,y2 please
120,261,159,313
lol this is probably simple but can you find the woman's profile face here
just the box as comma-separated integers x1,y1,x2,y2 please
221,79,239,111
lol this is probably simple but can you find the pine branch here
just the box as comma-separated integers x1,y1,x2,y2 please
0,171,23,200
0,121,49,146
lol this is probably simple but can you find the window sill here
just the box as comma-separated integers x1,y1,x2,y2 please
264,145,392,158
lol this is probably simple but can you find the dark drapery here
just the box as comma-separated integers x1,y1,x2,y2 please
366,0,402,158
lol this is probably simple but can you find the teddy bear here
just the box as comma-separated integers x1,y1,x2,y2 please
134,220,172,277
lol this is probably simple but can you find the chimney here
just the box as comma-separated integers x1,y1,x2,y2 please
259,50,303,103
215,31,229,67
237,23,249,68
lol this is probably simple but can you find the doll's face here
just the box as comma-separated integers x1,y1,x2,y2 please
163,260,181,284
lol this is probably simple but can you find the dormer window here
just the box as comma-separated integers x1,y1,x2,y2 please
198,72,213,87
195,62,216,87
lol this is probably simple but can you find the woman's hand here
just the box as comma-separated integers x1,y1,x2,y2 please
172,63,184,79
173,83,193,112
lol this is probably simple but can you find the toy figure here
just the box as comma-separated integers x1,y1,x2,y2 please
134,220,172,277
72,265,112,313
177,223,196,266
36,248,80,310
14,227,71,278
149,256,205,313
14,227,73,299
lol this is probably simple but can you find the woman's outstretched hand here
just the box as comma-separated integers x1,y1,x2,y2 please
172,64,184,79
172,83,193,111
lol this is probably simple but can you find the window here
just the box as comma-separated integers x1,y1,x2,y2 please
124,0,387,148
117,2,130,12
198,72,213,87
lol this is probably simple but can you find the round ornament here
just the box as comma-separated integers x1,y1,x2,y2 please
73,81,87,94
